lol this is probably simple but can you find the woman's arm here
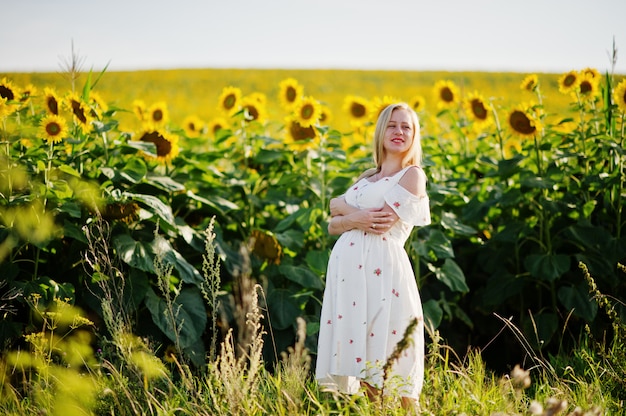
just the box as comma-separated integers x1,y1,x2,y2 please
328,207,397,236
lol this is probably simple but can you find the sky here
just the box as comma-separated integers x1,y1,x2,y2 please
2,0,626,74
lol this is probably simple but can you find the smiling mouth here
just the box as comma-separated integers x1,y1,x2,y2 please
391,138,404,143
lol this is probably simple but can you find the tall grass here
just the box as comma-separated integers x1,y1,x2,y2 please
1,220,621,415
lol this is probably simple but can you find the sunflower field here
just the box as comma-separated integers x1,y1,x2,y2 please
1,62,626,414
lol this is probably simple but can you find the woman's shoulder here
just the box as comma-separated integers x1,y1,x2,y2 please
398,165,427,195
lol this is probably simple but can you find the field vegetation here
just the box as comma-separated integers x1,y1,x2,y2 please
1,49,625,414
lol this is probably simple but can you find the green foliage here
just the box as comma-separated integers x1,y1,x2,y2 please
1,63,626,413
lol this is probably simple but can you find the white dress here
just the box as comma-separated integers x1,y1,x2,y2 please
315,166,431,399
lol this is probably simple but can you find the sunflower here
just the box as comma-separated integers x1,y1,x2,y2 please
433,80,460,110
343,95,371,125
217,86,242,116
88,91,109,118
507,103,541,138
240,96,267,124
162,345,179,364
371,96,400,121
20,84,37,103
0,98,11,120
0,77,19,102
293,96,322,127
43,88,60,115
138,129,180,163
503,138,522,158
463,91,493,128
284,116,319,151
132,99,147,121
39,114,68,144
409,95,426,112
581,67,600,80
520,74,539,92
250,229,282,265
248,92,267,105
147,101,169,127
319,104,333,125
558,70,579,94
613,79,626,114
278,78,303,111
207,116,230,136
65,92,93,134
101,201,140,223
182,115,204,138
577,74,600,101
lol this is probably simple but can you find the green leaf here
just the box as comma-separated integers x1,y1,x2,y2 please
523,312,558,350
521,176,555,189
146,174,186,193
113,234,155,272
305,250,329,275
422,299,443,330
481,273,525,307
144,286,207,349
63,220,87,243
431,258,469,293
186,190,239,213
253,148,287,164
440,212,477,236
278,265,324,290
125,192,175,224
58,164,82,178
275,229,305,251
524,253,570,282
414,229,455,260
558,284,598,321
153,237,203,285
126,140,157,156
267,288,300,330
120,158,147,183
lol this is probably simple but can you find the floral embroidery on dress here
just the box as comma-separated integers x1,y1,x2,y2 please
393,201,401,208
374,268,382,276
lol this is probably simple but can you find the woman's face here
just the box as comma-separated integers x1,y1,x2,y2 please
383,109,414,156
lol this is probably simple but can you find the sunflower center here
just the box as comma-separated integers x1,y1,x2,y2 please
224,94,236,110
71,100,87,123
509,110,536,135
286,87,297,103
244,105,259,121
0,86,15,101
46,121,62,136
47,97,59,115
290,120,316,141
471,99,488,120
563,74,576,87
152,109,164,122
301,104,314,119
440,87,454,102
141,131,172,157
212,123,224,134
350,103,366,118
579,80,592,95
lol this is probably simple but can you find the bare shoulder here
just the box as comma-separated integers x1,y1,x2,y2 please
398,166,427,196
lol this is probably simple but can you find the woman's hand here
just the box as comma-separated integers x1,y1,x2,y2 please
329,207,398,235
351,207,397,234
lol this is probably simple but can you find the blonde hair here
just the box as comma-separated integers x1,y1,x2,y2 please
372,102,422,170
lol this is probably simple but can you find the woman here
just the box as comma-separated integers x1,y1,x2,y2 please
315,103,431,409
